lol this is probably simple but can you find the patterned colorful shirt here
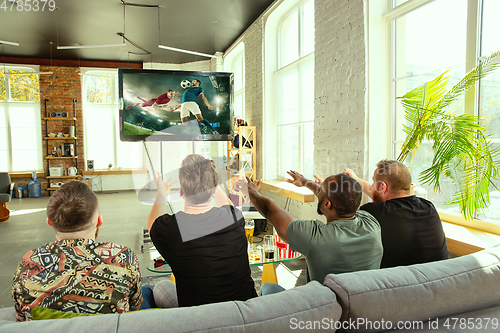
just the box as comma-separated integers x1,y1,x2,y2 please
12,239,142,321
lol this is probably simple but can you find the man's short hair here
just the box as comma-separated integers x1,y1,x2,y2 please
46,181,98,232
375,159,412,193
179,154,218,204
324,174,362,217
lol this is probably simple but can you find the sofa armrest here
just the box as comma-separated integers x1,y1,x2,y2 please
0,307,15,321
324,244,500,333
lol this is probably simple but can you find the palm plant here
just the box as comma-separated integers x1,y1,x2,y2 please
397,51,500,220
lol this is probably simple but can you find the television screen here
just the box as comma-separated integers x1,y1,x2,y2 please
119,68,234,141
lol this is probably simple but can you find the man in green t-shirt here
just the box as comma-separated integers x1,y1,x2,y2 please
236,171,383,293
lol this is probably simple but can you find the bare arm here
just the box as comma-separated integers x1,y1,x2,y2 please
236,177,295,243
147,173,176,233
200,93,214,110
343,168,375,199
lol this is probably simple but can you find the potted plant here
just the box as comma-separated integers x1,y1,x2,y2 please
396,51,500,220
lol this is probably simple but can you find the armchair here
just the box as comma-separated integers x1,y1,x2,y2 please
0,172,12,223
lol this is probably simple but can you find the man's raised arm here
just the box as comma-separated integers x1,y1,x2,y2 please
235,178,296,243
343,168,375,200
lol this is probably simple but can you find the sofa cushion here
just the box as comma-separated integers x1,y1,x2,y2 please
32,306,100,320
0,307,15,321
117,281,341,333
0,314,119,333
324,244,500,333
390,305,500,333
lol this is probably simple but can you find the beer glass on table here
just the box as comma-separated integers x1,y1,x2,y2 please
264,234,275,260
245,219,254,245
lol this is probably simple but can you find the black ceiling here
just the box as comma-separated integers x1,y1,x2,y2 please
0,0,275,64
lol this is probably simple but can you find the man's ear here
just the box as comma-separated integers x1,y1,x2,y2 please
96,214,103,227
380,182,388,194
325,200,332,209
179,187,184,197
46,218,52,227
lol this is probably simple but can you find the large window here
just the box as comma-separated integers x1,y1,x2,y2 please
0,66,42,172
82,69,143,170
227,45,245,121
390,0,500,222
272,0,314,179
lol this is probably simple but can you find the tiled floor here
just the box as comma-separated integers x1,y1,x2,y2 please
0,191,306,309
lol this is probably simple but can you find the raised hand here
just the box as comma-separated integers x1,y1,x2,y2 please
154,172,177,202
313,174,324,184
343,168,359,180
234,177,262,197
286,170,308,187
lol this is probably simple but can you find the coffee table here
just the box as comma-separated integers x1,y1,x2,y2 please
147,254,302,285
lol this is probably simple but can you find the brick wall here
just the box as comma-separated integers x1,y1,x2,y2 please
38,66,83,194
10,66,83,194
244,21,265,181
314,0,367,176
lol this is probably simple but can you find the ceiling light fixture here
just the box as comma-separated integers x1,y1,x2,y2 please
156,5,216,59
5,72,53,76
0,40,19,46
158,44,217,59
57,43,126,50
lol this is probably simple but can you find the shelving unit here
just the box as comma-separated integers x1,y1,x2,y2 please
43,99,78,192
227,126,256,206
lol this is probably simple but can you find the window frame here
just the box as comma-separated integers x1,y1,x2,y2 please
81,68,144,170
385,0,500,232
0,64,43,172
265,0,314,180
225,43,245,121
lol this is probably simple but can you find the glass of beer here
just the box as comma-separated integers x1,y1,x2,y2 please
245,219,255,245
264,234,275,260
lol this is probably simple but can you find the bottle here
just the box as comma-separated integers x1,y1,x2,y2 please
28,171,42,198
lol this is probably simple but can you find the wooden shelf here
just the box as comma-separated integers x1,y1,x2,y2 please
227,126,256,206
228,147,254,151
45,156,78,160
45,137,77,140
43,99,79,195
46,176,78,179
82,169,147,175
260,180,315,203
42,117,77,121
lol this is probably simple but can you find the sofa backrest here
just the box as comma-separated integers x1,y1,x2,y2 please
324,244,500,333
0,281,342,333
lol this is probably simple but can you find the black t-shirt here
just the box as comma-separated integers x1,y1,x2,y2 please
360,196,449,268
150,205,257,307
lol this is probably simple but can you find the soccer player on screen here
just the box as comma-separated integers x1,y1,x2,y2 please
126,90,179,110
174,79,218,134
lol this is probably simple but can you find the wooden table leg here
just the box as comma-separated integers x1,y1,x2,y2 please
261,262,278,285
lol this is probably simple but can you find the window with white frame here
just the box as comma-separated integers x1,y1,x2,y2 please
390,0,500,222
82,69,143,170
274,0,314,179
231,46,245,121
0,66,42,172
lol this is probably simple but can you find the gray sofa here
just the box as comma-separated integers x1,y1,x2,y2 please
1,244,499,333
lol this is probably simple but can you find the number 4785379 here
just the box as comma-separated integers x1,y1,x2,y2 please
1,0,56,12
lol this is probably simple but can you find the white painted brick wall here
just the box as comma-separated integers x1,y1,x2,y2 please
314,0,366,177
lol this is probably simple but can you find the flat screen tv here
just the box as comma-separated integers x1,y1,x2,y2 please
119,68,234,141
